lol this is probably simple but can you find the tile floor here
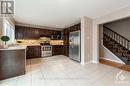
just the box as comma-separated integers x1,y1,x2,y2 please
0,55,130,86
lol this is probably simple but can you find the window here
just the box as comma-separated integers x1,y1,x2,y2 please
4,20,15,44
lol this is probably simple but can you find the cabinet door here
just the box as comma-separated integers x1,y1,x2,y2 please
24,27,33,39
33,28,40,39
15,26,24,39
27,46,41,59
52,45,64,56
39,29,51,37
51,31,62,40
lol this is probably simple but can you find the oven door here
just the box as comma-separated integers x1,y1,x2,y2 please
41,46,52,57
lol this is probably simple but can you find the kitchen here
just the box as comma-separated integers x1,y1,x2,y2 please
0,18,81,80
15,23,80,59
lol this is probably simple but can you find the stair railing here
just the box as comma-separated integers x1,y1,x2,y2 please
103,26,130,51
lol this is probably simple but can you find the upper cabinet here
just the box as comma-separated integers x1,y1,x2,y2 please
39,29,52,37
51,31,63,40
15,25,63,40
69,23,81,32
24,27,40,39
15,26,40,39
15,26,24,39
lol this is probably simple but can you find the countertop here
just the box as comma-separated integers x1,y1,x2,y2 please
0,46,27,50
18,44,63,46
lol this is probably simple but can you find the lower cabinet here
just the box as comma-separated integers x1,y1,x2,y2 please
26,45,65,59
26,46,41,59
64,45,69,57
52,45,64,56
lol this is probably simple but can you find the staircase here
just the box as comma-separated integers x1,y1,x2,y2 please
103,26,130,65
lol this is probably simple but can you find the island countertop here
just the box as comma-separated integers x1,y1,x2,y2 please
0,46,27,50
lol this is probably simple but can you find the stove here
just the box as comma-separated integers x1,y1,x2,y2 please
41,45,52,57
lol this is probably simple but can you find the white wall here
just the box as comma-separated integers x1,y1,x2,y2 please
104,18,130,40
93,6,130,63
81,17,93,64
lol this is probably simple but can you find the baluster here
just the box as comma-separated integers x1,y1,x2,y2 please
119,36,121,45
114,33,116,41
122,37,123,46
124,39,126,48
124,40,126,48
128,41,130,50
123,38,124,47
117,35,118,43
117,35,119,43
127,41,129,50
111,31,113,39
118,35,120,43
126,40,128,49
115,34,116,42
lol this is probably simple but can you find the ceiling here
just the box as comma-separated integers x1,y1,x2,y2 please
15,0,130,28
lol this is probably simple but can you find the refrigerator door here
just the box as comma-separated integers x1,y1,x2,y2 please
69,30,80,62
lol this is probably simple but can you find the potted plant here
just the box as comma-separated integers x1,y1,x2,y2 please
1,36,10,48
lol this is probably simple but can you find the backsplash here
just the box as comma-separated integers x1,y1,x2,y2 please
16,40,40,45
16,39,63,45
50,40,63,45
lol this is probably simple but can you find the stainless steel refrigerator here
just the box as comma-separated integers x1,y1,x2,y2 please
69,30,81,62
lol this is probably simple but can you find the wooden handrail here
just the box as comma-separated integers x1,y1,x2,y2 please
103,26,130,42
103,25,130,50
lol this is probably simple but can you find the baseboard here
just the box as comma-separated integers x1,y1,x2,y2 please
86,61,93,64
92,60,99,64
81,60,94,65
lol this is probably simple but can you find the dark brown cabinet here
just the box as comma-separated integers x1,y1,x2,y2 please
51,31,62,40
15,26,40,39
26,46,41,59
39,29,52,37
39,29,62,40
69,23,81,32
15,25,62,40
52,45,64,56
0,49,26,80
63,29,69,57
15,26,24,39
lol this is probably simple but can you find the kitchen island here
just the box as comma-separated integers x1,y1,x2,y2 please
0,46,26,80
